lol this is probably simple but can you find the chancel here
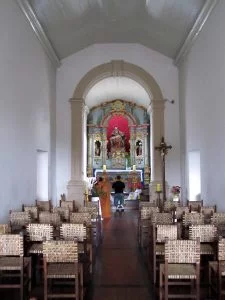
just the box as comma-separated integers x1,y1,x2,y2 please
88,100,149,186
1,0,225,299
95,168,143,192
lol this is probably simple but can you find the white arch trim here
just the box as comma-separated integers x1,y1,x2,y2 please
68,60,165,204
73,60,163,102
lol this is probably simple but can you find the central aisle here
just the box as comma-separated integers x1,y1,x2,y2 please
91,210,153,300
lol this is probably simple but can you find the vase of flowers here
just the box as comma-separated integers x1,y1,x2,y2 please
171,185,181,201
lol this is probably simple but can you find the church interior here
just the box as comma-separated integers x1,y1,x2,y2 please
1,0,225,299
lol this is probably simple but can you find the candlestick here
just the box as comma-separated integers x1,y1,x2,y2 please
103,165,106,171
155,190,162,212
156,183,161,192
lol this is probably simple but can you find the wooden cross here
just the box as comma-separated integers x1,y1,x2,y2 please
155,137,172,202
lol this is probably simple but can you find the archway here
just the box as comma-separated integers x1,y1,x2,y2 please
68,60,165,205
73,60,163,101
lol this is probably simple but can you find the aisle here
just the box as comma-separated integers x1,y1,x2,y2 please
91,210,153,300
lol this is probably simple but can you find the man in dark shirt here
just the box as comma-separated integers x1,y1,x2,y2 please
112,175,125,211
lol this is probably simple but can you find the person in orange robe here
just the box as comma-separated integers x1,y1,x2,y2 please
95,175,111,219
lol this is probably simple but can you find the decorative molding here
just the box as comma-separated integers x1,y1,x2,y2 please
111,60,124,77
16,0,61,68
84,105,90,115
73,60,163,101
69,98,84,103
70,60,164,191
174,0,219,66
90,98,146,112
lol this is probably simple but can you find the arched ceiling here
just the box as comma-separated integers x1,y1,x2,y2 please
26,0,209,61
85,77,150,109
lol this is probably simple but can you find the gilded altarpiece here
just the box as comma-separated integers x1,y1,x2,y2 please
87,100,150,185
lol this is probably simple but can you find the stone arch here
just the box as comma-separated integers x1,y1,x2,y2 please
68,60,165,204
73,60,163,103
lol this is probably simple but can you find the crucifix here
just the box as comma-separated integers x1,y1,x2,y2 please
155,137,172,203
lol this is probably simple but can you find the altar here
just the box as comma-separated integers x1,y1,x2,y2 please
87,100,151,185
94,169,143,193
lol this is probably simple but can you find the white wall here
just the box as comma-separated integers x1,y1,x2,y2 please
36,150,49,201
179,0,225,209
56,44,180,197
188,151,201,201
0,0,56,221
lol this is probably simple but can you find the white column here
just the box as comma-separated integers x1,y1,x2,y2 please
130,127,136,165
102,127,107,164
83,105,89,178
87,133,93,177
67,98,88,206
148,100,165,200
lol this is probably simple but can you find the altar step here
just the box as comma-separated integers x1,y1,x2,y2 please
124,199,139,210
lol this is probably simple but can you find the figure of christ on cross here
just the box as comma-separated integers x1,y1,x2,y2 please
155,137,172,203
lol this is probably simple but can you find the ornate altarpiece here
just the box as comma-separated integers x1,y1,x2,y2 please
87,100,150,188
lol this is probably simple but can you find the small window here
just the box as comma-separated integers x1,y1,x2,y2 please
188,151,201,201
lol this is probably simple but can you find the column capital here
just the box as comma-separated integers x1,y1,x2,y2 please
84,104,90,115
69,97,85,104
147,99,165,114
148,99,165,114
69,98,87,112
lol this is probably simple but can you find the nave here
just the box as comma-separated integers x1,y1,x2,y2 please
1,210,152,300
88,210,213,300
90,210,153,300
1,207,218,300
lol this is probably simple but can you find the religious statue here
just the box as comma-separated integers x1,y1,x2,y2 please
94,140,101,156
110,127,125,150
136,140,142,156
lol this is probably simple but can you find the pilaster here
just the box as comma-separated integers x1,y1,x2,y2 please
67,98,86,205
148,100,165,182
102,128,107,164
129,127,136,165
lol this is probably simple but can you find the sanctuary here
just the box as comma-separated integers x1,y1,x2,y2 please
87,99,151,189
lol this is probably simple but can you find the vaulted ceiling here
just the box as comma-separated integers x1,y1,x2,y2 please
20,0,218,66
85,77,150,108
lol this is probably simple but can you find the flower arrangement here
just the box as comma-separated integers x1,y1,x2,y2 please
171,185,181,195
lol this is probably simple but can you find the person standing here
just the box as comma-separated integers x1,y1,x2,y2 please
112,175,125,210
94,176,111,219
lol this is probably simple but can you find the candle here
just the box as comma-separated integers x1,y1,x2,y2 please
103,165,106,171
133,165,136,171
156,183,161,192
